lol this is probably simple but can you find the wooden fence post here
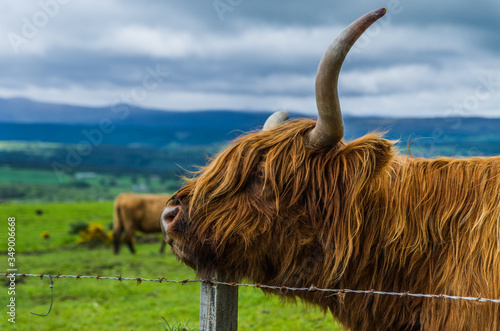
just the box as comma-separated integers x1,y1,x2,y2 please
199,272,238,331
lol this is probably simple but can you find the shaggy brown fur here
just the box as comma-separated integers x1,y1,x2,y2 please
113,193,170,254
164,119,500,330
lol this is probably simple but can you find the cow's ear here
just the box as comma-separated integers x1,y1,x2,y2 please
370,137,395,176
342,134,395,181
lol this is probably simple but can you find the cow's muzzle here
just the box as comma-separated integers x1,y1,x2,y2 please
161,206,179,245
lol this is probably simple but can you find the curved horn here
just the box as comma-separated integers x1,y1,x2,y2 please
263,110,289,130
308,8,387,148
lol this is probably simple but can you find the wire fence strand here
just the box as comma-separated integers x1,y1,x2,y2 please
4,272,500,304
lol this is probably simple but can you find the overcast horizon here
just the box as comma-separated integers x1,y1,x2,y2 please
1,1,500,118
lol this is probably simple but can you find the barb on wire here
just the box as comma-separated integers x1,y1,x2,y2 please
4,273,500,304
30,275,54,317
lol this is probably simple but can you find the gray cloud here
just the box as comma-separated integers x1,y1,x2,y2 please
0,0,499,117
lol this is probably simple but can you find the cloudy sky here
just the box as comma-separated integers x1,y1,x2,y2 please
1,0,499,117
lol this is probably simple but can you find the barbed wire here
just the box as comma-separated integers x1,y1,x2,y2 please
4,272,500,304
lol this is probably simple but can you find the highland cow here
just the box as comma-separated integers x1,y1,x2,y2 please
113,192,170,254
161,8,500,330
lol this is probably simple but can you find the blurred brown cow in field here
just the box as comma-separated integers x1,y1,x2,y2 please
113,192,169,254
161,8,500,330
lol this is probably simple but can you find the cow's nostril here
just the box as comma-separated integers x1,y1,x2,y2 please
162,206,179,224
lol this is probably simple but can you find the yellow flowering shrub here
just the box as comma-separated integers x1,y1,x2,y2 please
77,222,112,246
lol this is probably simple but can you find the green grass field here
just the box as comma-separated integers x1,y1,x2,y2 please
0,201,340,330
0,166,180,202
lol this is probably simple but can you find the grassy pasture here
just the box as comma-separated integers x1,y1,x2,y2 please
0,166,180,202
0,201,340,330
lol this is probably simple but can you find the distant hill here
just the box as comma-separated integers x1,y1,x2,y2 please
0,97,117,124
2,97,500,157
0,97,281,129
